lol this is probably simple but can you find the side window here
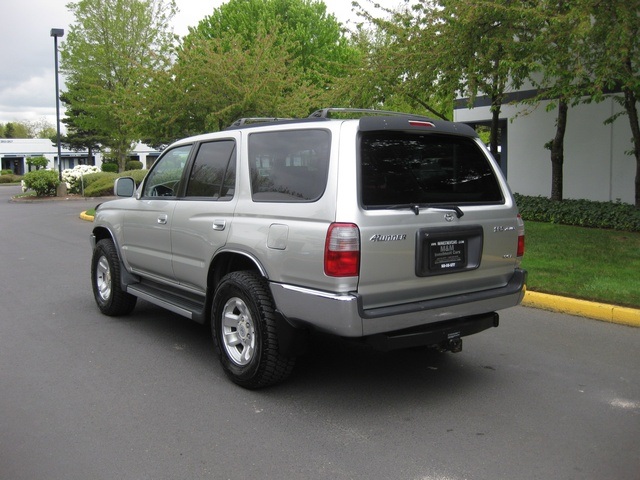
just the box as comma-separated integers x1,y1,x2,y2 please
143,145,192,197
185,140,236,199
249,129,330,202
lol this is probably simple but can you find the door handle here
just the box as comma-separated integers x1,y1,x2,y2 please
157,214,168,225
213,220,226,231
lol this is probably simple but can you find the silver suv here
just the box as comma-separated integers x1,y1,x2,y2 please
90,108,526,388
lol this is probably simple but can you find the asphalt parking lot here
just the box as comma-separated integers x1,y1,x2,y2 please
1,185,639,480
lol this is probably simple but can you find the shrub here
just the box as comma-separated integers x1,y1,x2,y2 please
0,174,21,183
83,173,117,196
125,160,143,170
62,165,101,193
26,156,49,170
22,170,60,196
1,169,13,175
101,162,119,173
123,169,148,185
514,194,640,232
81,170,147,197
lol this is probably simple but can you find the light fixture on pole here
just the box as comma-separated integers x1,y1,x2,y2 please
50,28,64,181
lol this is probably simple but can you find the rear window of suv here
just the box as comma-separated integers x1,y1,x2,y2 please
249,129,330,202
360,132,503,207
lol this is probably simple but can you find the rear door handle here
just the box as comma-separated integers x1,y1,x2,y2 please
157,214,168,225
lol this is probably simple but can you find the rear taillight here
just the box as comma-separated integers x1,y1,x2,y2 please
324,223,360,277
517,214,525,259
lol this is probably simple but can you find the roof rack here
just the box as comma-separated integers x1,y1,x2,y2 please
229,117,292,127
308,108,433,119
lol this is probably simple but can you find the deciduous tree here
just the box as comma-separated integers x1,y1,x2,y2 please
60,0,177,171
521,0,592,201
139,0,359,147
586,0,640,208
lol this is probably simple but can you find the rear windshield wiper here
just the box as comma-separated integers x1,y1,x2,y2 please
384,203,464,217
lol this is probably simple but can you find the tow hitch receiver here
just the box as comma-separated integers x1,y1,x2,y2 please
364,312,499,352
438,337,463,353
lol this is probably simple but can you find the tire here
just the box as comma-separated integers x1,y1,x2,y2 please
91,239,137,316
212,271,296,389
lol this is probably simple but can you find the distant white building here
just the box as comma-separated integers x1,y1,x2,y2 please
0,138,159,175
454,91,637,204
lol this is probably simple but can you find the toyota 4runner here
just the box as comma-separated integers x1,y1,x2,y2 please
90,108,526,388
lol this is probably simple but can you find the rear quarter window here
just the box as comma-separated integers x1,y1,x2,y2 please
249,129,330,202
360,132,503,207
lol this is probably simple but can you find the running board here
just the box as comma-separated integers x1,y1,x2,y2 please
127,281,207,323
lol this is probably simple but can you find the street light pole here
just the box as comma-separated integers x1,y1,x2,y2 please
50,28,64,182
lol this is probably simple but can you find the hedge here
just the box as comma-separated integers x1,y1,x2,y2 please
0,174,21,183
514,194,640,232
83,170,148,197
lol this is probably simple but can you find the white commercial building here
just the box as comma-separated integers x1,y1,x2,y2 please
453,91,637,205
0,138,159,175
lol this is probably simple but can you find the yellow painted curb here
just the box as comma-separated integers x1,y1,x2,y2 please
80,211,94,222
523,291,640,328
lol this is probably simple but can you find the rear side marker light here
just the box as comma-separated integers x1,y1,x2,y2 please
517,214,525,258
324,223,360,277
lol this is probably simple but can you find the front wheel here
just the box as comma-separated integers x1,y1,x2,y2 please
211,271,295,389
91,239,137,316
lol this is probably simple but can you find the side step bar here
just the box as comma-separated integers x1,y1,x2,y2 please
127,281,207,323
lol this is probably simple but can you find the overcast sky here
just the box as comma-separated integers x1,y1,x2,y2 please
0,0,400,128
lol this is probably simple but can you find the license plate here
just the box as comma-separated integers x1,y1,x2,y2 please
429,238,467,272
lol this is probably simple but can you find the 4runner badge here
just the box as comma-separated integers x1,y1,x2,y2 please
369,234,407,242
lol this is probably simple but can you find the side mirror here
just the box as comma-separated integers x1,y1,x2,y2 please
114,177,136,197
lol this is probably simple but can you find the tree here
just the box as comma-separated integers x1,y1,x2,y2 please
339,3,453,118
139,0,359,146
522,0,592,202
26,156,49,171
189,0,356,87
142,28,318,145
586,0,640,208
59,85,105,166
22,118,57,139
431,0,537,158
2,122,30,138
60,0,177,171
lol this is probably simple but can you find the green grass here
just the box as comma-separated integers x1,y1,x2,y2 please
521,222,640,308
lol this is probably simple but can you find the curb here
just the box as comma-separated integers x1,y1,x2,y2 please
522,291,640,328
80,211,94,222
78,210,639,328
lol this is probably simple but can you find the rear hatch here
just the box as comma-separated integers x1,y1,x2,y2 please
351,116,522,311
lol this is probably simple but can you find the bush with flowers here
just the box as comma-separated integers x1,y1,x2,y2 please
61,164,100,194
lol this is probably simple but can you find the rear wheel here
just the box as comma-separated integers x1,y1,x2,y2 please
212,271,295,389
91,239,137,316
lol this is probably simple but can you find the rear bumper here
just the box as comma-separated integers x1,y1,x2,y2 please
270,269,526,337
365,312,499,351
